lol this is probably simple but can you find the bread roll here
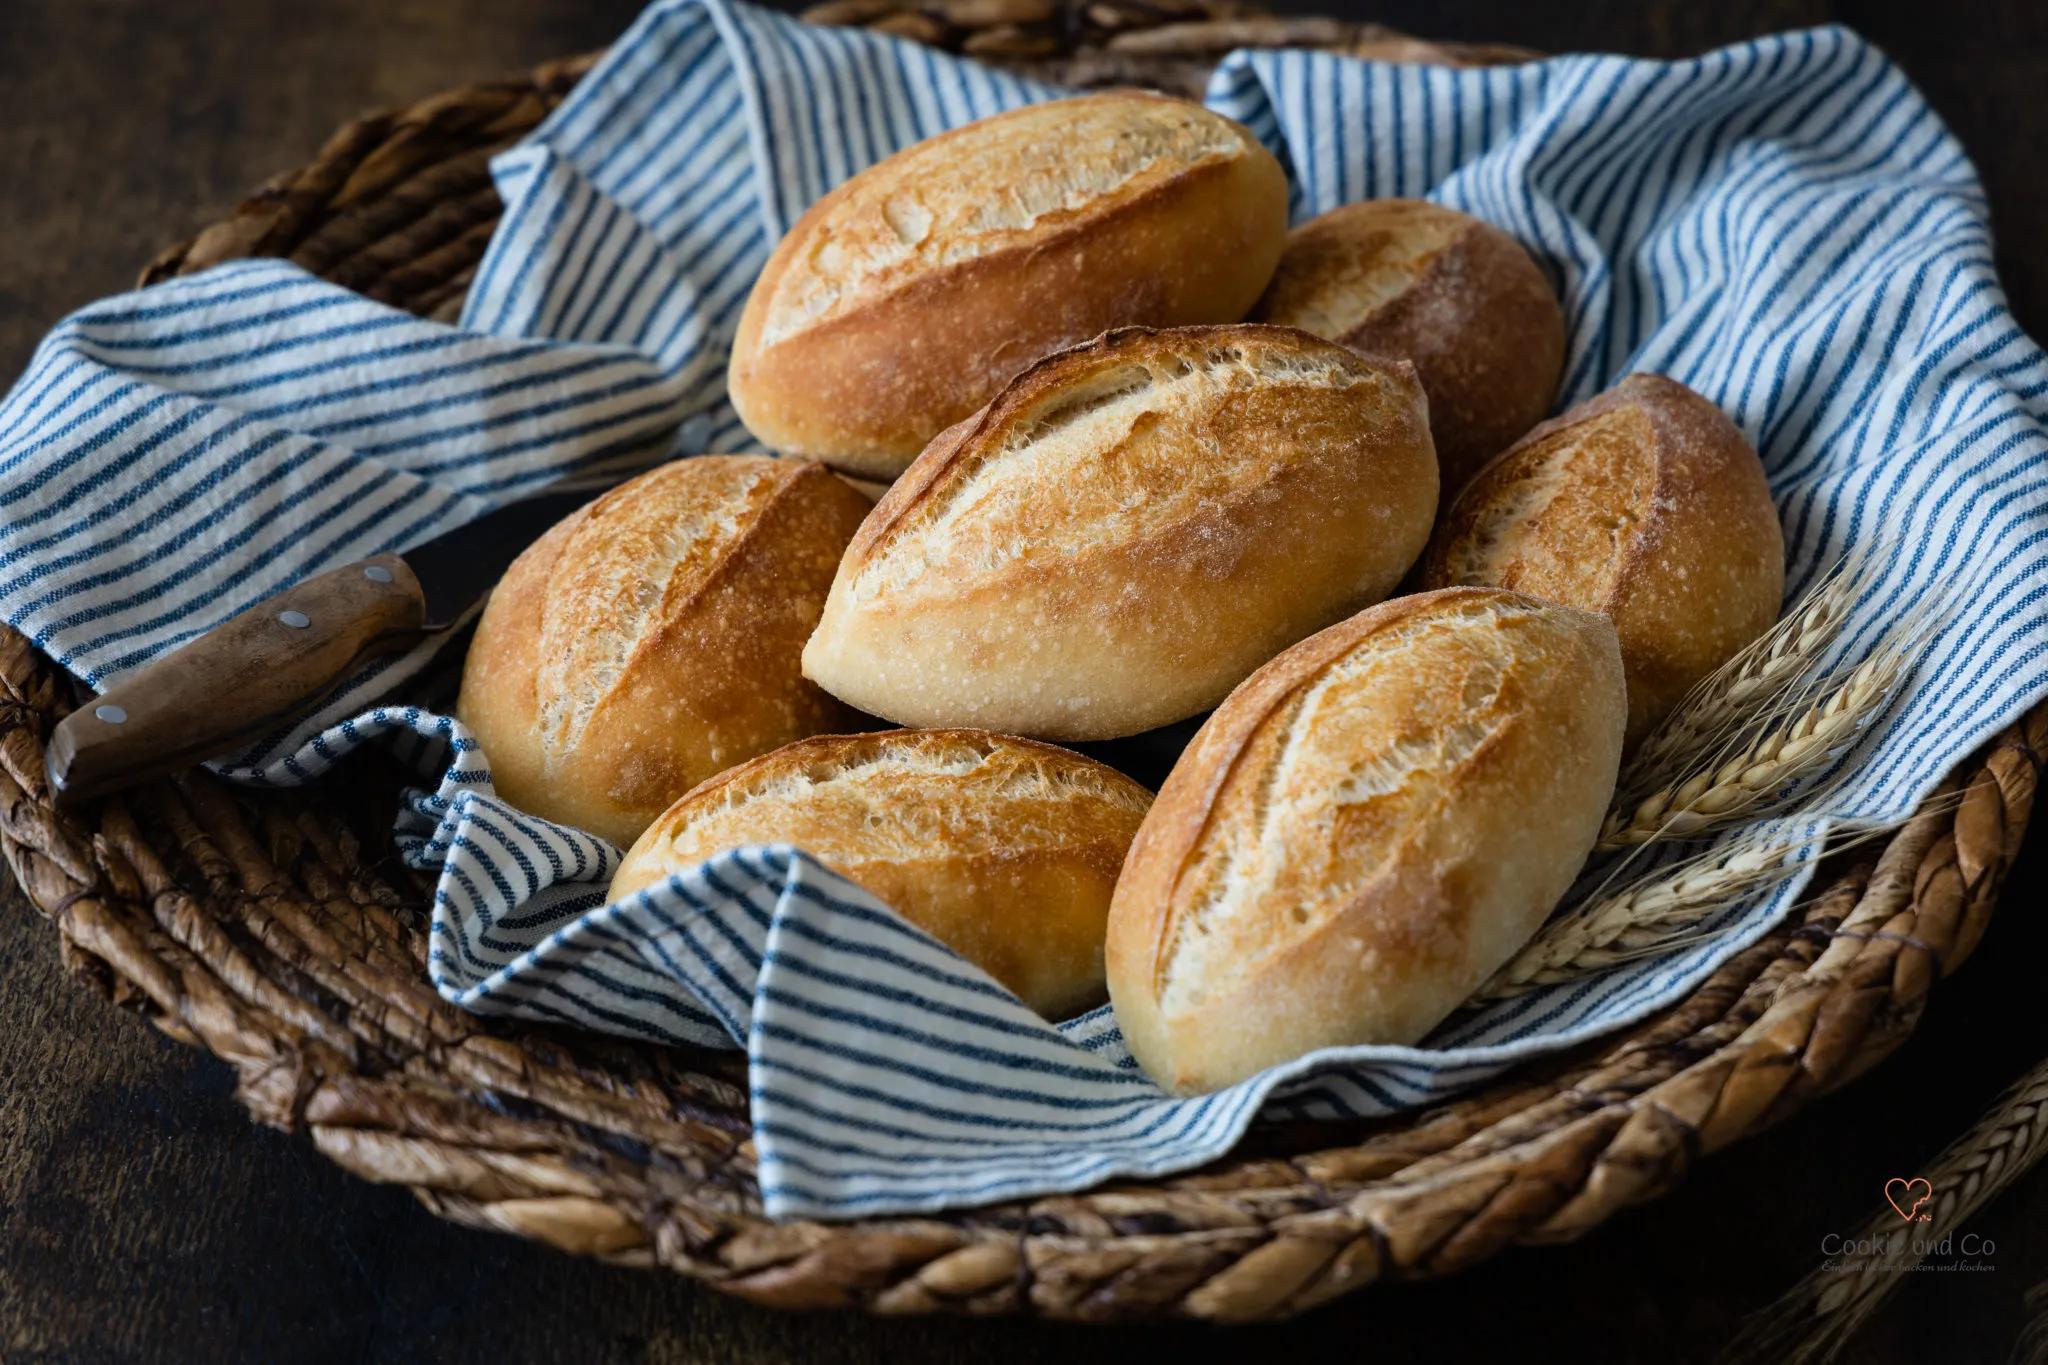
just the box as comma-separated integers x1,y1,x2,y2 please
802,324,1439,741
1419,373,1784,746
729,92,1289,479
1251,198,1564,494
611,729,1152,1019
458,456,872,848
1106,587,1625,1095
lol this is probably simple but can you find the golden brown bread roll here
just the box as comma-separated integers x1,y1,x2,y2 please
458,456,872,847
1418,373,1784,746
1251,198,1565,494
729,92,1289,479
1106,587,1625,1095
801,324,1440,741
611,729,1153,1019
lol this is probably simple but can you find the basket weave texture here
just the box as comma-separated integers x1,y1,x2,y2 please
4,0,2042,1322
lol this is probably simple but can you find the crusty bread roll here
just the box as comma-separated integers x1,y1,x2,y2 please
1251,198,1564,494
458,456,872,848
1419,373,1784,746
802,324,1439,741
729,92,1289,480
1106,587,1625,1095
611,729,1152,1019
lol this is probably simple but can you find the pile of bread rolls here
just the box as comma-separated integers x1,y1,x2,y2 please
458,91,1785,1095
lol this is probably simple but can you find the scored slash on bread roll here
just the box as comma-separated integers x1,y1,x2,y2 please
457,456,873,848
1106,587,1625,1095
729,92,1289,479
1251,198,1565,494
801,323,1440,741
1419,373,1785,747
610,729,1153,1020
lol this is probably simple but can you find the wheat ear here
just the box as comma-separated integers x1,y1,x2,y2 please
1718,1054,2048,1365
1599,645,1905,848
1626,563,1858,789
1473,831,1800,1002
1476,802,1955,1005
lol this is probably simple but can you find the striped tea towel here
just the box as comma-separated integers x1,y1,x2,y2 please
1,0,2044,1220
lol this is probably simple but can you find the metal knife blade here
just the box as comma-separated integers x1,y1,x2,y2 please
405,487,605,627
44,483,613,808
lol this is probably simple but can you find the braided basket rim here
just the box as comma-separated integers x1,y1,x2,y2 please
4,1,2043,1323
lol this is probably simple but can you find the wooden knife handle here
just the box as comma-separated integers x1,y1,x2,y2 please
44,553,430,809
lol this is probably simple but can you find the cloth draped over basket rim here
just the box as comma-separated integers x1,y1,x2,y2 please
0,0,2042,1322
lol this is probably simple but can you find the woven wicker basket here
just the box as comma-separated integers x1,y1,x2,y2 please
5,0,2043,1323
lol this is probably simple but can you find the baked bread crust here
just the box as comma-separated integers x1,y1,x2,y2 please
611,729,1153,1019
729,92,1289,478
1252,198,1565,494
801,323,1441,740
1420,373,1785,745
1106,587,1625,1095
457,456,873,847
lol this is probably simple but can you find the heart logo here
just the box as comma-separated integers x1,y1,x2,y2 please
1884,1176,1933,1221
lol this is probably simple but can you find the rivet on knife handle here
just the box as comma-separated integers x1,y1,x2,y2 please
44,554,431,809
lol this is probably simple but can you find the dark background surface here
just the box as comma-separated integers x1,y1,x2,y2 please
1,2,2044,1362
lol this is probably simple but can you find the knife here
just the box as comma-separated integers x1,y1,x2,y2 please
44,487,605,810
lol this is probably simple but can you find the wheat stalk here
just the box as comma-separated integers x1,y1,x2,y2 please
1718,1054,2048,1365
1599,646,1904,848
1473,831,1802,1002
1626,564,1859,790
1476,782,1964,1006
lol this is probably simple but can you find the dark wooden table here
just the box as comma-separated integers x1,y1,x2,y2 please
2,2,2044,1361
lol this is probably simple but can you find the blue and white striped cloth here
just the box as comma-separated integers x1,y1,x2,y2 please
2,0,2044,1219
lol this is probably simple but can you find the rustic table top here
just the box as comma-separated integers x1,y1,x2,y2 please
2,1,2045,1361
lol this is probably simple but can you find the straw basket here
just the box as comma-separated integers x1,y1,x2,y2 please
3,0,2041,1323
